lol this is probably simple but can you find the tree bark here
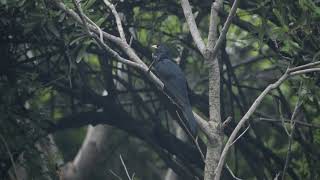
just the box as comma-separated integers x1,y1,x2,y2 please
204,55,223,180
60,125,111,180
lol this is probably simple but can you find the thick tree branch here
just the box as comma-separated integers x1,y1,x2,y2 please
207,0,223,51
180,0,206,54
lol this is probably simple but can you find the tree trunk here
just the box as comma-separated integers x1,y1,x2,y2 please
204,56,223,180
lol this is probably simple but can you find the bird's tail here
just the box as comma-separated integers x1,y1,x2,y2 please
181,104,198,137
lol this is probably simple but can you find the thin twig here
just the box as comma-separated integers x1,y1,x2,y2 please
210,0,240,58
289,68,320,76
0,134,18,180
215,62,320,180
49,0,221,144
230,125,250,147
91,35,144,70
288,61,320,72
120,154,133,180
222,116,232,129
257,118,320,129
176,111,205,161
281,88,302,180
109,169,123,180
226,164,244,180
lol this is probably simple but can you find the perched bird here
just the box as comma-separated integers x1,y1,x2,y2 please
151,44,197,136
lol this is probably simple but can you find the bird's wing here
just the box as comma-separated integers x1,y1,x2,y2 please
154,59,189,105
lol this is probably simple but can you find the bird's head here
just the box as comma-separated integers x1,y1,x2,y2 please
151,44,172,61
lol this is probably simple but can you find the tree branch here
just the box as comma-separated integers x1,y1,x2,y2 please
49,0,211,133
103,0,127,42
209,0,240,58
207,0,223,51
215,62,320,180
180,0,206,54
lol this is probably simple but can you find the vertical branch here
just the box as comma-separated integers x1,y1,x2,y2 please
207,0,223,51
209,0,240,57
281,91,302,180
204,56,223,180
204,0,223,179
181,0,239,179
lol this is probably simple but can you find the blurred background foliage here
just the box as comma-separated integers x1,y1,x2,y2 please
0,0,320,179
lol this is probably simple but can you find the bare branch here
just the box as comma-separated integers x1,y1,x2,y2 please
68,0,144,73
120,154,133,180
209,0,240,58
215,72,288,179
257,118,320,129
91,35,145,70
229,125,250,147
180,0,206,54
103,0,127,42
288,61,320,72
289,68,320,76
222,116,232,129
214,63,320,180
281,97,301,180
176,111,205,161
0,134,18,180
226,164,244,180
207,0,223,51
50,0,165,89
49,0,212,131
193,112,210,135
109,170,123,180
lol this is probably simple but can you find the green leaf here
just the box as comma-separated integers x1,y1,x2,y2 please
95,17,106,26
83,0,96,10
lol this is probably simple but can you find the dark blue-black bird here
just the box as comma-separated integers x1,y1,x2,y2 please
151,44,197,136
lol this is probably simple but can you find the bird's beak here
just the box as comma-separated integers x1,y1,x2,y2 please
151,45,158,49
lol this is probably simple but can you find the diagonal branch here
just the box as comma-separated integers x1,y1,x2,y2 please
50,0,164,89
103,0,127,42
208,0,240,57
52,0,121,44
91,34,145,70
180,0,206,55
70,0,144,73
72,0,90,34
214,62,320,180
49,0,209,134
